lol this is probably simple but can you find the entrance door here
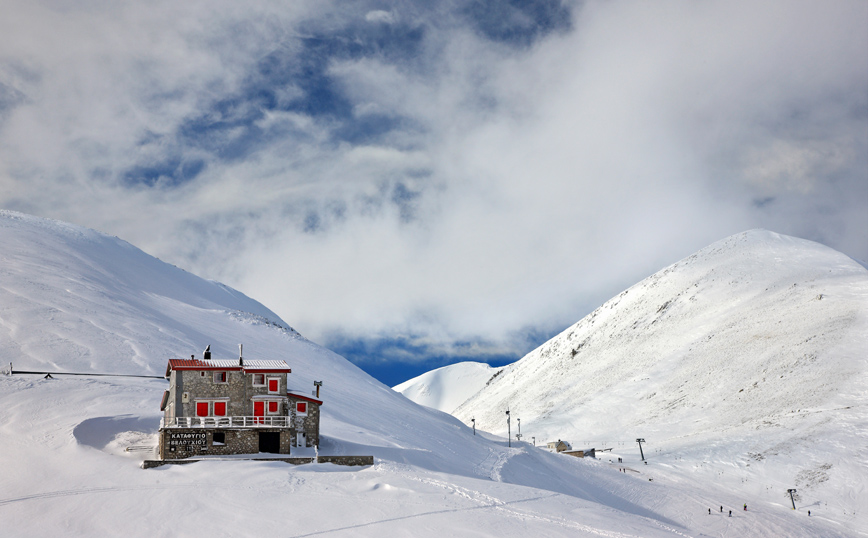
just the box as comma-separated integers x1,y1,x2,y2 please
297,432,305,448
259,432,280,453
254,401,265,424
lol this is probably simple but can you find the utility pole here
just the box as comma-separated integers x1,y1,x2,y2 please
636,438,646,461
787,489,797,510
471,418,475,435
532,436,535,447
517,418,520,437
506,409,511,447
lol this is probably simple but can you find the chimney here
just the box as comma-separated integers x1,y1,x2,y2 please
203,344,211,361
238,344,244,366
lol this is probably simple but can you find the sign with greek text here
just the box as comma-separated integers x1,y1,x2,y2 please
168,432,207,446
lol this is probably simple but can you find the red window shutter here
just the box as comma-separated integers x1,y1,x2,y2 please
268,401,278,413
254,401,264,416
268,378,278,392
297,402,306,414
196,402,209,416
214,401,226,416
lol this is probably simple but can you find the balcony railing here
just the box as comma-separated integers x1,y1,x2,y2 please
161,416,290,429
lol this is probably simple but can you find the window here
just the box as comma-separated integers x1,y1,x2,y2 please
213,371,228,383
213,432,226,446
267,377,279,393
195,400,229,417
253,373,265,386
200,371,205,377
296,402,307,415
268,401,279,414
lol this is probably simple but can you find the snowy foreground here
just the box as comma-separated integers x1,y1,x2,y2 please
0,211,864,537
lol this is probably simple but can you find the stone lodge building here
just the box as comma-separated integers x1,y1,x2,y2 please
158,346,322,460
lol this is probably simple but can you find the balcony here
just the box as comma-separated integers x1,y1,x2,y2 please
161,416,291,429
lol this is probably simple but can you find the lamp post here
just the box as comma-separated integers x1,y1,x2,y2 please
532,436,536,447
787,489,797,510
471,418,475,435
506,409,511,447
636,438,646,461
517,418,521,437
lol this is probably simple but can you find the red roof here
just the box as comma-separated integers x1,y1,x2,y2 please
165,358,291,376
287,392,323,406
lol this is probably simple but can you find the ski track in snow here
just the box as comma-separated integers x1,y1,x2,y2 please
475,446,512,482
307,468,651,538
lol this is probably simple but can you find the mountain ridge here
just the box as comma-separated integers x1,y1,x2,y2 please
393,361,505,413
446,229,866,524
455,229,866,435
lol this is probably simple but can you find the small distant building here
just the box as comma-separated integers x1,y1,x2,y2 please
547,440,572,452
562,448,595,458
158,346,322,460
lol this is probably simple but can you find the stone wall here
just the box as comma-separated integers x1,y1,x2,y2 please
174,370,288,418
287,396,320,447
316,455,374,466
143,455,373,469
159,428,292,459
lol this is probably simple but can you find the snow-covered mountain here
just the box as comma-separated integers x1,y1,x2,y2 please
453,230,868,530
394,361,504,413
0,213,862,537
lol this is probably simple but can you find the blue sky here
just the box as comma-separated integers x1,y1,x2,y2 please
1,0,866,386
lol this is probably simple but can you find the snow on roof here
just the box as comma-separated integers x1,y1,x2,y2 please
287,392,323,406
167,358,291,373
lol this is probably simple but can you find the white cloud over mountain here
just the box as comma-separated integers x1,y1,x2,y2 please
0,0,865,365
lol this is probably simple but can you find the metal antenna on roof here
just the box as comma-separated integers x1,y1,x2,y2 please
239,344,243,366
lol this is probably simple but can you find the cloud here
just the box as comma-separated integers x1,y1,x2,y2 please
365,10,397,25
0,0,865,368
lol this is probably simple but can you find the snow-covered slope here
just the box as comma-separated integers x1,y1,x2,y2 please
394,361,504,413
0,210,292,375
454,230,868,532
0,213,860,536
